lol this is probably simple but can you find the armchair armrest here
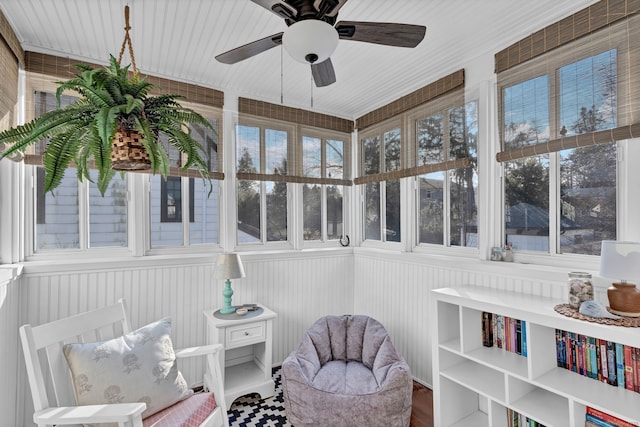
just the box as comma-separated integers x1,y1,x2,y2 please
175,344,223,359
34,402,145,426
174,343,228,412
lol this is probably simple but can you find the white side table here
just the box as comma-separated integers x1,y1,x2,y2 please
204,304,277,409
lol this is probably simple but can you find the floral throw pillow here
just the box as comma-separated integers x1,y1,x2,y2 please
63,317,193,421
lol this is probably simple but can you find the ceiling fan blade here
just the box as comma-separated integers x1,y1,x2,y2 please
313,0,349,18
250,0,298,20
311,58,336,87
335,21,426,48
215,33,283,64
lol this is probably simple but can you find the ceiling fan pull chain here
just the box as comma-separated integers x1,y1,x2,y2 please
310,72,314,108
118,4,139,77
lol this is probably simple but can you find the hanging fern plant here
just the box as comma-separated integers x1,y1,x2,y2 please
0,55,213,196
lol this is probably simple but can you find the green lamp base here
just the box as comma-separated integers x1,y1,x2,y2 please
219,279,236,314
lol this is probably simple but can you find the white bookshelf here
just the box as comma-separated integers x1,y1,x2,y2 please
431,287,640,427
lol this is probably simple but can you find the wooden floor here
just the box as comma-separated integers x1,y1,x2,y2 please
410,381,434,427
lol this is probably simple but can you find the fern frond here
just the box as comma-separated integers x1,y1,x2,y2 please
42,131,81,193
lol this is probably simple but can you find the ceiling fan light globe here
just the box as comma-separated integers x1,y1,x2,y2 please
282,20,338,64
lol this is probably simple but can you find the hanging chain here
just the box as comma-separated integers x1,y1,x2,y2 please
118,5,138,76
310,71,314,108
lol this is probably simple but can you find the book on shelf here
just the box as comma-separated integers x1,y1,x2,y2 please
554,329,640,395
635,347,640,392
482,312,526,356
506,408,545,427
607,340,617,386
625,345,635,391
482,311,493,347
586,406,639,427
616,342,626,388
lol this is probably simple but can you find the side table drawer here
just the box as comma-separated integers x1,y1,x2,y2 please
226,321,266,349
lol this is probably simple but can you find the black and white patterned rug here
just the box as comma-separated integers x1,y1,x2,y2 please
227,367,292,427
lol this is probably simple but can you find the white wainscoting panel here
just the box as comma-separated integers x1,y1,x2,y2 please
12,248,603,426
15,251,353,427
0,266,22,427
353,249,581,388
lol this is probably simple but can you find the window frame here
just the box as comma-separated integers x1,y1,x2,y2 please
299,126,348,247
235,116,295,249
496,16,639,262
22,73,224,260
405,94,480,254
357,118,403,248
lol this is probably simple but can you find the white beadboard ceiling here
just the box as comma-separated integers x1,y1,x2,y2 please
1,0,597,120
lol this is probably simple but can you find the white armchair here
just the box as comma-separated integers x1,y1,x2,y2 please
20,299,228,427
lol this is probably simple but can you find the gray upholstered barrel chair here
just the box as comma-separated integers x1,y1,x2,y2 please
281,314,413,427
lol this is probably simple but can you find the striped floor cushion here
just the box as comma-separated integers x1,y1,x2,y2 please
143,392,218,427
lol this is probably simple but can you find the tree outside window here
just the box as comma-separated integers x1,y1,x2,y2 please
502,50,617,255
236,124,289,244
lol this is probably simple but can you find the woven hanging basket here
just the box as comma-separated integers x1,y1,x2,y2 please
111,129,151,171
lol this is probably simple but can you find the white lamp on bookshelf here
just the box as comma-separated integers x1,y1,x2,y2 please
599,240,640,317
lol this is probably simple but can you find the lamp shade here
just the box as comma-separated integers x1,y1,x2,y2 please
599,240,640,283
214,253,246,280
282,19,339,64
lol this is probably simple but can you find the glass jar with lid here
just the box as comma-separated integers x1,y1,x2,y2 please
568,271,593,309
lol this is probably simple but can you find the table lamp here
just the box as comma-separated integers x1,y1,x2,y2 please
599,240,640,317
214,253,246,315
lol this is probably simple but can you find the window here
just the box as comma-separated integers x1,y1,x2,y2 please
159,177,195,222
150,118,221,248
500,47,621,255
25,74,223,255
236,122,290,245
32,90,128,251
415,100,479,248
360,125,401,242
301,134,345,242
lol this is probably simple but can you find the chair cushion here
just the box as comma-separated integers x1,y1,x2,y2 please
63,318,193,420
142,392,217,427
312,360,379,394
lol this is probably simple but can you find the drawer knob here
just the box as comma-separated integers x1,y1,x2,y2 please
244,331,249,336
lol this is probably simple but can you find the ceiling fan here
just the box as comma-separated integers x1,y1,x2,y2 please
215,0,426,87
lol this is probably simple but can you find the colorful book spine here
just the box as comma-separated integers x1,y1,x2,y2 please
586,406,639,427
576,334,584,376
624,345,635,391
496,315,504,349
600,339,609,382
507,408,545,427
590,337,598,380
521,320,527,357
616,342,626,389
556,329,564,368
586,413,618,427
483,313,528,358
515,319,522,355
634,347,640,393
553,330,640,397
482,311,493,347
607,340,617,386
